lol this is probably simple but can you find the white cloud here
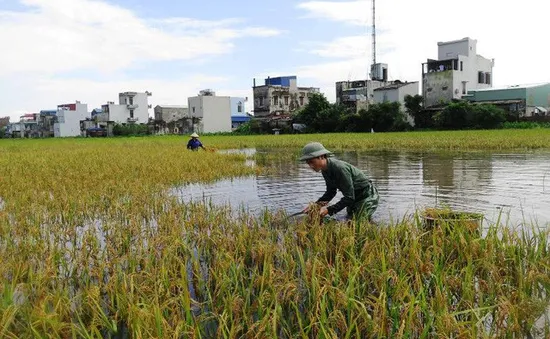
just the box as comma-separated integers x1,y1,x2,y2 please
295,0,550,101
0,0,280,76
0,0,281,120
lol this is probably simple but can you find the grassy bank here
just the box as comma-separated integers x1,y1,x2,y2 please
0,133,549,337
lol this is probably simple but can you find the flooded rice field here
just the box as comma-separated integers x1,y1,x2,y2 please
174,149,550,227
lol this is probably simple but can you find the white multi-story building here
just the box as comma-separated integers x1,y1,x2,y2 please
188,89,232,133
101,91,152,124
54,101,89,137
422,37,494,107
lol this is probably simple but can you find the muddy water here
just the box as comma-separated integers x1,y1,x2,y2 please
173,149,550,227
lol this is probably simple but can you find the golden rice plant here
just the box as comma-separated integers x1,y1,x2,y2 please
0,136,549,338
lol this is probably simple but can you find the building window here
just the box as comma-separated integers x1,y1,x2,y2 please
462,82,467,95
442,86,448,91
284,96,289,105
130,110,134,118
192,107,195,113
485,72,491,85
129,97,133,105
299,97,304,105
478,71,485,84
273,96,278,105
259,97,264,106
237,102,242,113
460,61,463,71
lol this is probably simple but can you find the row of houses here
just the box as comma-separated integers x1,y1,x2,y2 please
4,91,153,138
251,37,549,127
2,90,253,138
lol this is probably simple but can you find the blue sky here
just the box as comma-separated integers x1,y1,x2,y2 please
1,0,548,120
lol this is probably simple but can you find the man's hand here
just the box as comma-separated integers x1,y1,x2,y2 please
319,206,329,217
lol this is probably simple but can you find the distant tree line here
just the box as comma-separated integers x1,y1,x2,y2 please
288,93,514,133
113,123,150,136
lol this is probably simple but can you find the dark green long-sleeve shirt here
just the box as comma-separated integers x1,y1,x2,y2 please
317,158,377,216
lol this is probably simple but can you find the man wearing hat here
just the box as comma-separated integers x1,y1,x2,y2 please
300,142,379,222
187,132,206,151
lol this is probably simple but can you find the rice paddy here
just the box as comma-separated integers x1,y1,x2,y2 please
203,129,550,151
1,131,549,337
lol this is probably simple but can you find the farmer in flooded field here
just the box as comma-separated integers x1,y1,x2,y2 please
187,132,206,151
300,142,379,223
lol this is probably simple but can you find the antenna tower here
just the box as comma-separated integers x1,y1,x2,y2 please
372,0,376,67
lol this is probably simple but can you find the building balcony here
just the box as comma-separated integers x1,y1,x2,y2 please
127,117,139,123
127,104,138,109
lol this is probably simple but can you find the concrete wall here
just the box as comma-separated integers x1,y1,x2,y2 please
424,71,455,107
374,88,399,104
106,105,129,124
253,87,270,116
154,106,188,123
188,96,231,133
54,103,88,137
438,38,474,60
230,97,246,115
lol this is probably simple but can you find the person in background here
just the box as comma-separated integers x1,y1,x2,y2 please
300,142,379,223
187,132,206,151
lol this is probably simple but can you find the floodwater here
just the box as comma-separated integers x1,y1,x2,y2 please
172,149,550,227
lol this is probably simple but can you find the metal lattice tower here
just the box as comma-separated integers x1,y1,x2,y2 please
372,0,376,67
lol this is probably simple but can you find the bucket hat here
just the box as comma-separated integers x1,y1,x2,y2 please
190,132,199,138
299,142,333,161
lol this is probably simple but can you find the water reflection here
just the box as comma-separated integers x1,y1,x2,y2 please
173,149,550,227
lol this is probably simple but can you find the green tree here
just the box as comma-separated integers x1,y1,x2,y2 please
293,94,352,133
434,101,472,130
359,102,411,132
404,94,437,129
293,93,331,127
113,123,150,136
337,113,363,132
470,104,506,129
314,104,347,132
434,101,506,130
